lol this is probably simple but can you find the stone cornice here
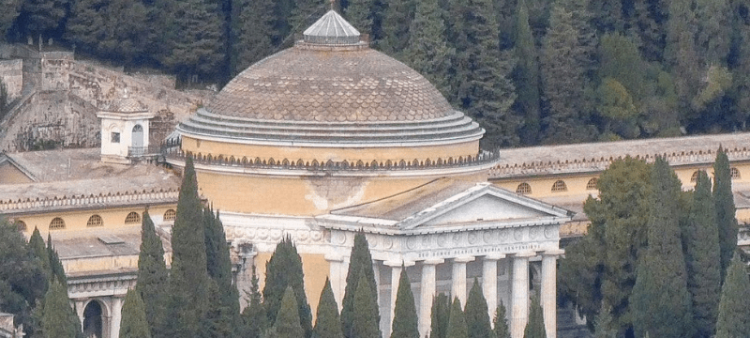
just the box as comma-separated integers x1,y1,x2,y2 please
0,188,179,214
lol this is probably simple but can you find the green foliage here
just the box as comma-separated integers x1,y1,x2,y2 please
379,0,414,56
429,293,451,338
241,265,267,338
446,298,467,338
630,157,694,338
352,272,381,338
203,208,240,337
512,0,541,144
263,236,312,338
267,286,305,338
42,280,82,338
715,253,750,338
46,234,66,288
685,171,721,337
558,157,652,334
136,211,167,338
402,0,452,96
163,156,210,337
313,278,343,338
592,302,616,338
341,231,379,338
0,0,19,40
492,303,509,338
230,0,275,75
523,295,545,338
17,0,68,37
119,289,151,338
0,78,8,120
200,280,237,338
464,279,493,338
390,266,418,338
714,148,738,282
344,0,375,37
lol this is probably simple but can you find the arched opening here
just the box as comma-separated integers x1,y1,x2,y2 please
83,300,104,338
551,180,567,192
87,215,103,227
164,209,176,221
15,220,26,232
132,124,144,149
516,183,531,195
691,170,701,183
49,217,65,230
586,178,599,190
125,212,141,224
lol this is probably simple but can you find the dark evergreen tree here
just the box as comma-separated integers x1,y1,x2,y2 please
713,147,737,280
390,266,418,338
694,0,731,66
288,0,326,38
312,278,343,338
136,211,167,338
464,278,493,338
341,231,379,338
41,281,82,338
402,0,452,96
267,286,305,338
492,303,509,338
352,272,381,338
0,0,19,40
715,253,750,338
28,227,50,280
344,0,376,37
512,0,541,144
593,302,616,338
230,0,275,75
378,0,414,57
664,0,700,116
630,157,693,338
685,171,721,337
241,265,267,338
445,298,467,338
429,293,451,338
16,0,68,41
200,280,236,338
589,0,623,33
203,207,240,337
523,295,545,338
162,156,210,337
119,289,151,338
262,236,312,338
46,234,66,288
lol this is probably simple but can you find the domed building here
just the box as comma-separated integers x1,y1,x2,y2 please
166,11,569,338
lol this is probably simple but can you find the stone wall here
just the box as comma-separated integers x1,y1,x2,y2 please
0,59,22,100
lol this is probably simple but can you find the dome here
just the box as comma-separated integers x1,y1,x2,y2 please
178,11,483,146
101,96,148,113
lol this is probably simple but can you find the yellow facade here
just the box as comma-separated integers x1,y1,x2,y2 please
253,252,329,320
181,136,479,163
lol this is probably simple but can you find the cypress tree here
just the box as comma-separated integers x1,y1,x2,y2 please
17,0,68,40
344,0,375,37
464,279,493,338
46,234,67,288
523,295,545,338
29,227,50,280
493,303,509,338
713,147,737,280
685,171,721,337
119,289,151,338
241,265,267,338
42,281,82,338
200,280,236,338
390,266,418,338
352,271,381,338
593,302,616,338
268,286,305,338
664,0,700,114
203,208,240,337
379,0,414,57
313,278,343,338
263,236,313,338
630,157,693,338
288,0,326,37
163,156,210,337
715,253,750,338
429,293,451,338
402,0,452,97
136,211,167,338
445,298,467,338
230,0,275,75
341,231,379,338
512,0,541,144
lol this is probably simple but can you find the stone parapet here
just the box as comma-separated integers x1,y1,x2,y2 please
0,188,178,214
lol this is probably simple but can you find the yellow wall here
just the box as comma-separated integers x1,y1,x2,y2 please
254,252,329,321
493,174,599,199
0,162,33,184
181,136,479,163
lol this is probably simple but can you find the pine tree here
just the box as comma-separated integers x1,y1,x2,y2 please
390,266,418,338
344,0,375,37
714,147,737,281
42,281,82,338
402,0,452,96
429,293,451,338
464,278,493,338
523,295,545,338
267,286,305,338
512,0,541,144
352,272,381,338
263,237,313,338
493,303,509,338
685,171,721,337
630,157,693,338
694,0,731,66
203,208,240,337
592,302,616,338
715,253,750,338
341,231,379,338
664,0,701,115
119,289,151,338
162,156,210,337
313,278,343,338
230,0,275,75
445,298,467,338
241,265,267,338
379,0,414,57
136,211,167,338
17,0,68,40
288,0,326,37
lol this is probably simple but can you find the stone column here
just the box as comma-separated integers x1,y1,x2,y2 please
419,258,444,338
451,256,474,306
384,260,415,334
511,252,535,338
110,296,123,338
483,254,505,322
326,253,347,310
542,249,564,338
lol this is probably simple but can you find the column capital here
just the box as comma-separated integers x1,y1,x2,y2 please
423,258,445,265
514,251,536,258
324,252,345,262
453,256,475,263
484,253,506,261
384,259,416,267
542,249,565,257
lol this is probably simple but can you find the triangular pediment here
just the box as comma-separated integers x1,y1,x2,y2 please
421,194,552,226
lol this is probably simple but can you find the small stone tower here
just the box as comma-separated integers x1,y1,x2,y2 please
97,96,154,164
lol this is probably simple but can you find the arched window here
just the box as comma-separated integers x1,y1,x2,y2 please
164,209,176,221
87,215,103,227
125,212,141,224
15,220,26,232
516,183,532,195
691,170,701,183
49,217,65,230
731,167,741,180
551,180,568,192
586,178,599,190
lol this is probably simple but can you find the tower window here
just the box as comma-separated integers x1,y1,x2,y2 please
87,215,103,227
164,209,176,221
49,217,65,230
551,180,568,192
125,212,141,224
516,183,531,195
586,178,599,190
111,132,120,143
